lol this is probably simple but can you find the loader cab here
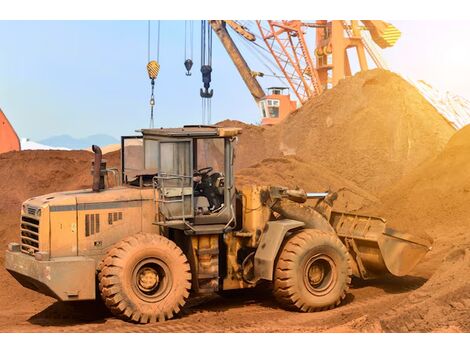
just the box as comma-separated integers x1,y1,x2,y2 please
122,126,240,234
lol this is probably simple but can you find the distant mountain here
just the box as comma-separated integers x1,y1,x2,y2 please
39,134,119,150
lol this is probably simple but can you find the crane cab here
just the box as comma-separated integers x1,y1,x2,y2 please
259,87,297,125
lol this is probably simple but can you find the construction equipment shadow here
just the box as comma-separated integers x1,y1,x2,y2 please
27,275,427,327
27,300,110,327
351,275,428,294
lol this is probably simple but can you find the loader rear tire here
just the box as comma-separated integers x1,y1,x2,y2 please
99,233,191,324
273,229,352,312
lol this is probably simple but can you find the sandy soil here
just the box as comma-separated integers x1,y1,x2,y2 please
0,236,463,332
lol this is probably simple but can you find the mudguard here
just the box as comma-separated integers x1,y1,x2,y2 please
253,219,305,281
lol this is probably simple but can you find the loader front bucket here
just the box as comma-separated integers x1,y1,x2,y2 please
329,211,432,279
377,230,432,276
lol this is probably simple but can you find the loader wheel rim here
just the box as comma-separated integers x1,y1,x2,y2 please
304,254,337,296
132,258,172,303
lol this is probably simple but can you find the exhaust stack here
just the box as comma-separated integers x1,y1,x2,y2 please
91,145,106,192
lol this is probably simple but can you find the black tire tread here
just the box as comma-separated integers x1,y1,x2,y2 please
99,233,191,324
273,229,352,312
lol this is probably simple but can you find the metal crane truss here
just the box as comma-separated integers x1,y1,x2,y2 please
256,20,323,103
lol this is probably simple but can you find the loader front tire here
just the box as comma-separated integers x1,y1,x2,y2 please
273,229,352,312
99,233,191,324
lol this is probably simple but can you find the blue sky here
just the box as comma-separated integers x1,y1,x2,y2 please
0,21,269,140
1,20,469,140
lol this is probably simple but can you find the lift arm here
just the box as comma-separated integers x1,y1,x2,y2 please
210,20,265,103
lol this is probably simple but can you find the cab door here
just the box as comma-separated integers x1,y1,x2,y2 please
152,138,194,221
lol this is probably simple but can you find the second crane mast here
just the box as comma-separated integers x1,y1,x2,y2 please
210,20,296,125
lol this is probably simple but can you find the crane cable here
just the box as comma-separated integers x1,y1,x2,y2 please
200,20,213,125
233,26,289,86
229,20,290,86
146,20,161,128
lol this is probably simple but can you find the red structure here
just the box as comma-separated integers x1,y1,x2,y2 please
0,108,21,153
257,21,324,104
259,87,297,125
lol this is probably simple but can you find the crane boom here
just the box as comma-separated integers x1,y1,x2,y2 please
210,20,265,103
257,20,324,103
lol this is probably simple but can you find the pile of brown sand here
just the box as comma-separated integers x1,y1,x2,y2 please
236,156,378,212
375,124,470,233
226,71,469,331
218,120,280,170
0,150,119,249
358,125,470,332
379,247,470,332
0,150,119,308
221,69,455,195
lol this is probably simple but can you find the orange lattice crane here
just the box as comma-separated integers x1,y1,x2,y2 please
213,20,400,125
211,20,297,125
314,20,400,88
257,21,324,104
257,20,400,103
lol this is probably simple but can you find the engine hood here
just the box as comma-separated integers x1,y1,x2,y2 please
24,186,150,211
21,186,154,259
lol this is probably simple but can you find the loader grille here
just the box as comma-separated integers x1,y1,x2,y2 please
20,215,40,255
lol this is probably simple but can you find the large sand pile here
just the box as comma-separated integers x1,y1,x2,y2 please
375,124,470,233
0,150,119,249
379,247,470,332
236,156,378,212
221,69,455,194
0,150,119,310
353,125,470,332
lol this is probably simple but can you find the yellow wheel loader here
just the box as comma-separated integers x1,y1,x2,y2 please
5,126,432,324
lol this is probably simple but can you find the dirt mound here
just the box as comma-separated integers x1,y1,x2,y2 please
217,119,281,169
0,150,119,249
379,247,470,332
375,124,470,234
0,151,89,250
359,125,470,331
0,149,119,312
221,69,455,195
236,156,378,212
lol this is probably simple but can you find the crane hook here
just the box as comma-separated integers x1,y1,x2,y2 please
146,60,160,128
200,64,213,98
184,59,193,76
